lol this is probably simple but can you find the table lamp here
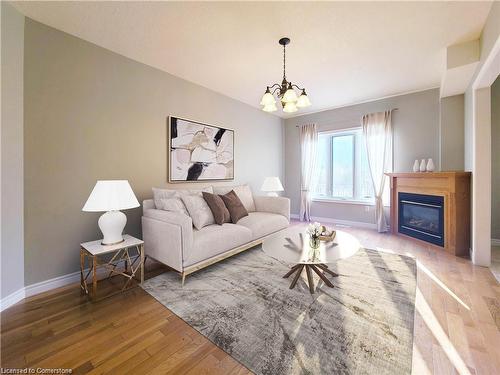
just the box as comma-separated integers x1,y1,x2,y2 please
82,180,140,245
261,177,284,197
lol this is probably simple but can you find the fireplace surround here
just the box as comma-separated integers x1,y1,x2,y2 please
387,172,471,256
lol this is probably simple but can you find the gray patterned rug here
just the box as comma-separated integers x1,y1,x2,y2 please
143,247,416,375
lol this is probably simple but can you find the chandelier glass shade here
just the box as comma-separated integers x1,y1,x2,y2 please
260,37,311,113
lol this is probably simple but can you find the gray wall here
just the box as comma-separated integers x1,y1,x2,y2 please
1,3,25,299
440,94,465,171
284,89,444,222
491,77,500,239
24,19,284,285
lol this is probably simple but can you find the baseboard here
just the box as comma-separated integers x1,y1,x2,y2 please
1,262,133,312
491,238,500,247
290,214,377,229
0,288,26,312
24,269,83,298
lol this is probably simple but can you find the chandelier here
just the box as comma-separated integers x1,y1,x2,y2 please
260,37,311,113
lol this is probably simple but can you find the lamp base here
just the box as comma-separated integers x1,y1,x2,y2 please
98,210,127,245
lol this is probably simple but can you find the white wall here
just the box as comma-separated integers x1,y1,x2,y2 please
463,1,500,266
491,78,500,240
1,3,25,301
464,1,500,170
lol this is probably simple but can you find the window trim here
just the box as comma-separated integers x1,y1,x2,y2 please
312,196,374,205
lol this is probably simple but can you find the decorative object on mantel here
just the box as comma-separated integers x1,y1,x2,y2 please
419,159,426,172
261,176,284,197
426,158,435,172
82,180,140,245
412,159,420,172
260,37,311,113
168,116,234,182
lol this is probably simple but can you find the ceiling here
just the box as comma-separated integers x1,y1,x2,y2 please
12,1,492,118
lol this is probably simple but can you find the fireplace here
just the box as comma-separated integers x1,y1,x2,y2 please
398,192,444,246
387,172,470,256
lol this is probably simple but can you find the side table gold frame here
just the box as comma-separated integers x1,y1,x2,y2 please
80,243,144,300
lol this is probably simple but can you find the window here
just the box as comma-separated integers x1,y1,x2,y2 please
314,128,389,204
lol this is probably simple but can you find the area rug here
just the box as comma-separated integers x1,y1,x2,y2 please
142,247,417,375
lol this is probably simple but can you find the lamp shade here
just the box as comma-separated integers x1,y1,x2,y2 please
282,88,298,103
296,92,311,108
283,101,298,113
261,177,284,192
260,91,276,106
82,180,139,212
262,103,278,112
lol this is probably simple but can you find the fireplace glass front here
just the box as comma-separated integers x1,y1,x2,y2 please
398,192,444,246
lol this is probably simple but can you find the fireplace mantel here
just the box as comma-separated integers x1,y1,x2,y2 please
386,171,471,256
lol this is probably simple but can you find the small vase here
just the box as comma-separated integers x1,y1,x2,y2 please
309,236,320,250
412,159,420,172
419,159,426,172
426,158,435,172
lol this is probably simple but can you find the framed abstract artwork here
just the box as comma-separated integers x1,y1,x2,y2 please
168,116,234,182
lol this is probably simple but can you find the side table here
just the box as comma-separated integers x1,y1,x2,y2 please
80,234,144,300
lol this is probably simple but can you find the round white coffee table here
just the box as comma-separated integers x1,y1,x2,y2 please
262,226,361,294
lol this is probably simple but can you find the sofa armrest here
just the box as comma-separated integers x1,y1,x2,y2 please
143,199,155,213
253,196,290,222
142,209,193,272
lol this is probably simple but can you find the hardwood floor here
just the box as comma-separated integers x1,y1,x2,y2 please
1,225,499,374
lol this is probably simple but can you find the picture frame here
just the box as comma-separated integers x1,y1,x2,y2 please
167,116,235,182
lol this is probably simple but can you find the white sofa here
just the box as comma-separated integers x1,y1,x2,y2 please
142,188,290,284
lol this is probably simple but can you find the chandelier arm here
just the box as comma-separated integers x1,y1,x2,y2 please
291,84,305,91
271,87,282,96
268,83,281,90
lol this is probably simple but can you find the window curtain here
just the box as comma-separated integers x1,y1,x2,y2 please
362,111,393,232
299,123,318,221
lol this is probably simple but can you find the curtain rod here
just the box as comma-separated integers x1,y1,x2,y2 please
294,108,398,127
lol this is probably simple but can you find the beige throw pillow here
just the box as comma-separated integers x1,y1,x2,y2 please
152,186,213,217
181,193,215,230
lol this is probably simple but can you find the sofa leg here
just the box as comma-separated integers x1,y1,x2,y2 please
181,273,186,287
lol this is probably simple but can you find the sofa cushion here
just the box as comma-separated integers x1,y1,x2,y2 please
181,193,215,230
213,184,255,212
202,191,230,225
185,223,252,266
237,212,289,240
220,190,248,224
152,186,213,216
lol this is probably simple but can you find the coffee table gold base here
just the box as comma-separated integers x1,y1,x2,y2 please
283,263,339,294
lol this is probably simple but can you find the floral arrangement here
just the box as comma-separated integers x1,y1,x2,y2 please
306,222,322,249
306,222,322,238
